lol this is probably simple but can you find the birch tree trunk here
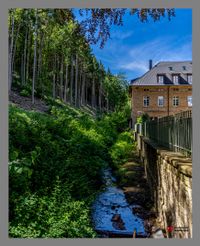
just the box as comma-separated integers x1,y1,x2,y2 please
32,9,38,104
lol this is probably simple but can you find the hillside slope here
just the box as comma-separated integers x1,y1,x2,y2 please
9,95,133,238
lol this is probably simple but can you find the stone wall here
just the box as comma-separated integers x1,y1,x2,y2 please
135,133,192,238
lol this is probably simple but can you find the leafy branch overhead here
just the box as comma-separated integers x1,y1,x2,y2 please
44,8,175,48
78,8,175,48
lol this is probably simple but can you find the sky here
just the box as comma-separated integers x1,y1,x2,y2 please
75,9,192,82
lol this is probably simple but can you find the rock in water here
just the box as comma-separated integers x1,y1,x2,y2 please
150,229,165,238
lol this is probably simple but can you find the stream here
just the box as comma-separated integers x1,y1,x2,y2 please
91,168,149,238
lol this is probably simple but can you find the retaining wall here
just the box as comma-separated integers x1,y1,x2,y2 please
135,133,192,238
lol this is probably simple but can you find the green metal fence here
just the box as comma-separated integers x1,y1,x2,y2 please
138,110,192,157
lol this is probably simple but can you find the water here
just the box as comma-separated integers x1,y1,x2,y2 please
92,168,147,237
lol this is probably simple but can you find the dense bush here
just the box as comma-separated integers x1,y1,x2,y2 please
136,113,150,123
9,99,132,238
109,131,135,168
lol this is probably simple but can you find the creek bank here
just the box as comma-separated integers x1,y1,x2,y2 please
92,154,159,238
113,155,159,232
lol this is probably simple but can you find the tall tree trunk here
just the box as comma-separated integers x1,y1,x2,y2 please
70,56,74,105
56,56,60,98
32,9,38,104
60,54,64,100
53,74,56,99
81,72,86,106
77,65,81,107
106,92,109,112
75,53,78,107
26,25,30,84
99,80,102,111
20,54,24,85
23,24,28,85
8,10,15,92
37,32,44,83
85,79,88,105
52,55,56,99
92,76,96,108
11,22,21,85
64,63,68,103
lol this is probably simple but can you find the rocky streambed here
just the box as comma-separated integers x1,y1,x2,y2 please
92,160,158,238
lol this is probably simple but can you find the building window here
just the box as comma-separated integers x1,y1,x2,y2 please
143,96,150,107
173,96,179,106
157,75,164,83
187,96,192,107
158,96,164,107
187,74,192,84
172,75,179,84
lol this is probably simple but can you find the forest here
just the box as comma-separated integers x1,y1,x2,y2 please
8,8,174,238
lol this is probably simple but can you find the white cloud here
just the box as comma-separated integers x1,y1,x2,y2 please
92,34,192,80
116,36,192,77
110,30,134,40
120,61,148,73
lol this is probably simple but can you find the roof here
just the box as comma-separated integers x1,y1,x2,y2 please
130,61,192,86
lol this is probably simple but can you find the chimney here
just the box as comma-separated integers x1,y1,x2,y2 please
149,59,153,70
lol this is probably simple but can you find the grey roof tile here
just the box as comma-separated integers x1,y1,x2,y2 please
130,61,192,86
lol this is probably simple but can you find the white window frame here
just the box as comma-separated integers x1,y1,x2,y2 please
173,96,179,107
172,75,179,84
143,96,150,107
187,74,192,84
187,96,192,107
157,75,164,84
158,96,164,107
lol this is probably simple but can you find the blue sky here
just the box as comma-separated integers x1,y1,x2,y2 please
75,9,192,82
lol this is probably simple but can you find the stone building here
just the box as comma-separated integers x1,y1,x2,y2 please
129,60,192,124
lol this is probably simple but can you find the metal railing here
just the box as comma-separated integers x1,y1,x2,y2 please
135,110,192,157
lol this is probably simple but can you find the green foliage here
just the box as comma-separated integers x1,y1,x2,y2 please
109,131,135,168
9,179,96,238
9,99,131,238
136,113,150,124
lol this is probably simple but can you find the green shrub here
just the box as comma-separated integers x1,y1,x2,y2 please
9,179,96,238
9,99,131,238
110,131,134,167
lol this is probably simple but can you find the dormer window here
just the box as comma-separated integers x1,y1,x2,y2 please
169,66,173,71
183,66,186,71
157,75,164,84
172,74,179,84
187,74,192,84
